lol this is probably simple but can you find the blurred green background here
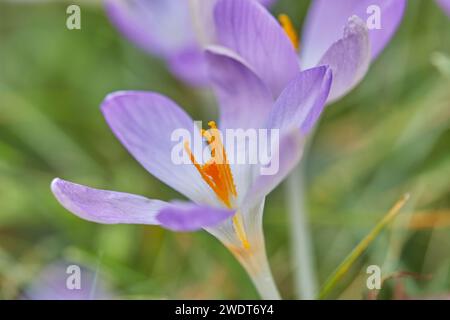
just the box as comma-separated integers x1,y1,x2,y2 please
0,0,449,299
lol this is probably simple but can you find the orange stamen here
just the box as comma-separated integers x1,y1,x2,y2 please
184,121,250,249
278,14,300,51
184,121,236,208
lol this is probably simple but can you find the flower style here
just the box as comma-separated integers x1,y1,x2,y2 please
104,0,276,86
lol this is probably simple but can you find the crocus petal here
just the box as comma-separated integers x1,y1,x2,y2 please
318,16,371,103
267,66,333,134
214,0,300,97
101,91,217,206
437,0,450,17
168,46,209,86
104,0,197,57
188,0,218,46
205,45,274,130
301,0,406,69
242,67,333,210
51,179,231,232
156,202,234,231
242,131,304,210
51,178,167,225
188,0,278,47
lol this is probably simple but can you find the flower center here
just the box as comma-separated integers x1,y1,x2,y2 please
184,121,236,207
278,14,299,51
184,121,250,249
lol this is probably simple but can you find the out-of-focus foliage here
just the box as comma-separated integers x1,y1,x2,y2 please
0,0,449,299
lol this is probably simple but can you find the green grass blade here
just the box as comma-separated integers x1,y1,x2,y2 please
317,194,411,300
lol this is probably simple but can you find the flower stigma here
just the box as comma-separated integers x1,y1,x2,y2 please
184,121,250,249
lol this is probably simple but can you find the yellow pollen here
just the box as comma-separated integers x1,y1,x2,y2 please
184,121,250,249
278,14,299,51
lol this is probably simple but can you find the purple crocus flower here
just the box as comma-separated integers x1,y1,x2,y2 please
436,0,450,17
51,65,331,299
104,0,276,86
51,0,408,300
210,0,405,105
52,2,334,299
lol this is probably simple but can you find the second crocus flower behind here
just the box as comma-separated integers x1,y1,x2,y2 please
104,0,276,86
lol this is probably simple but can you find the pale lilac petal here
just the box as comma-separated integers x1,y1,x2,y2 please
301,0,406,68
52,179,230,232
101,91,217,205
241,67,333,210
318,16,371,103
168,46,209,86
242,131,304,209
205,46,273,130
156,202,234,231
51,178,167,225
188,0,277,47
267,66,332,134
104,0,197,57
214,0,300,97
188,0,218,46
437,0,450,17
